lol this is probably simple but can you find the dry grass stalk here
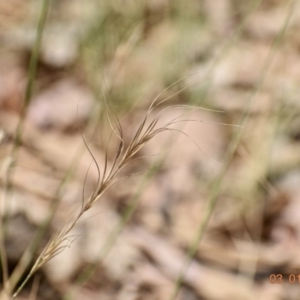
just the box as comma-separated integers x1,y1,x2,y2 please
12,89,239,298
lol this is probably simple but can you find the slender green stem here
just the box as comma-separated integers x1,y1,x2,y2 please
61,1,264,297
168,1,296,299
0,0,50,298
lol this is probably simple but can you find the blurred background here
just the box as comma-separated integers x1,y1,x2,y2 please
1,0,300,299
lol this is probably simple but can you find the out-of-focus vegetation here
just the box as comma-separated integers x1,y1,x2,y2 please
1,0,300,299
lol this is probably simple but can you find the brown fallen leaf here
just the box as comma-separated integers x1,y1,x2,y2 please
127,228,258,300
